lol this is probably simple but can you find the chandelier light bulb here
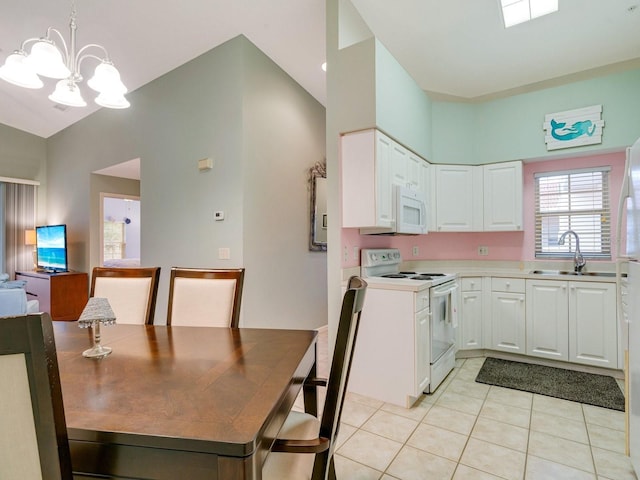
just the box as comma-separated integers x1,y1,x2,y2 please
0,52,44,89
95,90,130,109
49,79,87,107
26,40,71,79
87,62,127,94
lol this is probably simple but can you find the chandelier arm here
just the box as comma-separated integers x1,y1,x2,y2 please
76,44,110,61
45,27,70,62
18,37,45,53
75,52,107,75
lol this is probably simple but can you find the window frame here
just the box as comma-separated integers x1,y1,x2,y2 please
534,166,611,260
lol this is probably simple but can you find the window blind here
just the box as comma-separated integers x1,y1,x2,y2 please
534,167,611,259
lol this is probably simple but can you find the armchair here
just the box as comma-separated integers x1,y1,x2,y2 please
0,288,39,317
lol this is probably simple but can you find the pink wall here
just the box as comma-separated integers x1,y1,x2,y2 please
341,151,626,268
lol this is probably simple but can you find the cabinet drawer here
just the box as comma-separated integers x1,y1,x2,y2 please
415,290,430,312
461,277,482,291
492,277,525,293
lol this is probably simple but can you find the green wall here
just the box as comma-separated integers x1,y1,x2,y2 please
432,68,640,165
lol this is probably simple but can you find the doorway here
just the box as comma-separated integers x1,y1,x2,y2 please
100,193,141,267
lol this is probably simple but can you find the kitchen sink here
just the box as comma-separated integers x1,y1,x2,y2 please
530,270,617,277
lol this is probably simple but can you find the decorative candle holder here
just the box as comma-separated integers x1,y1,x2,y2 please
78,297,116,359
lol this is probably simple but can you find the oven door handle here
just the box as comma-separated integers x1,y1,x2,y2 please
431,282,459,298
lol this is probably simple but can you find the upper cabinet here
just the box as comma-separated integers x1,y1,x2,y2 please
483,161,523,231
341,129,430,229
434,161,523,232
434,165,483,232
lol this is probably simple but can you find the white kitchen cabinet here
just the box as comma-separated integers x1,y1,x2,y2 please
434,165,483,231
526,279,569,361
490,278,526,354
569,281,617,368
526,279,618,369
459,277,484,350
408,151,430,192
341,129,430,229
434,161,523,232
347,286,431,408
415,302,431,394
483,161,523,231
341,129,393,228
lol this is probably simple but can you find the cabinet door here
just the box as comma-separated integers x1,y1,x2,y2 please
483,161,523,231
491,291,525,353
526,280,569,361
435,165,482,231
407,153,428,191
375,132,394,226
390,142,408,187
460,290,483,350
569,282,618,368
415,306,431,394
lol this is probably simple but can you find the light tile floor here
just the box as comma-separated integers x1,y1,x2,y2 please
301,328,638,480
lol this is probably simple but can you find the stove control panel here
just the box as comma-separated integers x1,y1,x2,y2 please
361,248,402,267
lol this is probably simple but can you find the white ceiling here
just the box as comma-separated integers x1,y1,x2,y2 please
1,0,639,140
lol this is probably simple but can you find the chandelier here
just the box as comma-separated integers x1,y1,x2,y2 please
0,4,129,109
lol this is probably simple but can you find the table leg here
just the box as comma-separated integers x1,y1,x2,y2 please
303,344,318,417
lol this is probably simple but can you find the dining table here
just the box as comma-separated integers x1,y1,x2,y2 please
52,321,318,480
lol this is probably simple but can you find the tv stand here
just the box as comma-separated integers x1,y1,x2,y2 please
16,271,88,321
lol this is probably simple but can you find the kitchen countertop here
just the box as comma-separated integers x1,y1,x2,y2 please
343,260,625,287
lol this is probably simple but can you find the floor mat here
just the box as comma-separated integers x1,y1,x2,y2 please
475,357,624,411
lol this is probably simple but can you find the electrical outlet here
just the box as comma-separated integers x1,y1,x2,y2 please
219,247,231,259
412,246,419,256
343,246,349,262
478,246,489,256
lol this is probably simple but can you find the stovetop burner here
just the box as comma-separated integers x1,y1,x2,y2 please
360,249,457,288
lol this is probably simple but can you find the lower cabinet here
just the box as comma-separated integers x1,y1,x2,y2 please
526,279,569,361
490,278,526,354
569,282,618,368
459,277,484,350
526,279,617,369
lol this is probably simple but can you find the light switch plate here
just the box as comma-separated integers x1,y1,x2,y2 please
218,247,230,259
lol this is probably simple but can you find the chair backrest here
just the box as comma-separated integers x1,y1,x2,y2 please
167,267,245,327
315,276,367,478
90,267,161,325
0,313,72,480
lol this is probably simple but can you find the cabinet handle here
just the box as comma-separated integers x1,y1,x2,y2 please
519,298,524,303
470,282,475,288
506,282,511,288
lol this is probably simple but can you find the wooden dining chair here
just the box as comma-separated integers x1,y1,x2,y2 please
90,267,161,325
0,313,72,480
262,276,367,480
167,267,245,327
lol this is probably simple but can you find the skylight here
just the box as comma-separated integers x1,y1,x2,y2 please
500,0,559,27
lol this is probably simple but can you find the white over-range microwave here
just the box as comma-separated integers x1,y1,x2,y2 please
361,185,428,235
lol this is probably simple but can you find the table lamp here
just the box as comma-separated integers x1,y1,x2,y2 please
24,229,36,269
78,297,116,359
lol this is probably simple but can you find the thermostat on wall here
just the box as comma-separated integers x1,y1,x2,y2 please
214,211,225,221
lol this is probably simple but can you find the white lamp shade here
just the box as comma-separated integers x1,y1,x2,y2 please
95,90,130,109
0,52,44,89
87,62,127,94
26,40,71,79
49,79,87,107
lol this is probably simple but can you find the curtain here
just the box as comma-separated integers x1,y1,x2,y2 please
1,182,37,279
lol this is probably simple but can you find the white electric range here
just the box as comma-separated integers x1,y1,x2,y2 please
348,249,459,407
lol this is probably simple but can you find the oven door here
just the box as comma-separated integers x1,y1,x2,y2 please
429,280,459,364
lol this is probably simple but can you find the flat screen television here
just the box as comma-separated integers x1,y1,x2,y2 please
36,224,68,272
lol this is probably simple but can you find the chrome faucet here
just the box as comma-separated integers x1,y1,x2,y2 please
558,230,586,272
